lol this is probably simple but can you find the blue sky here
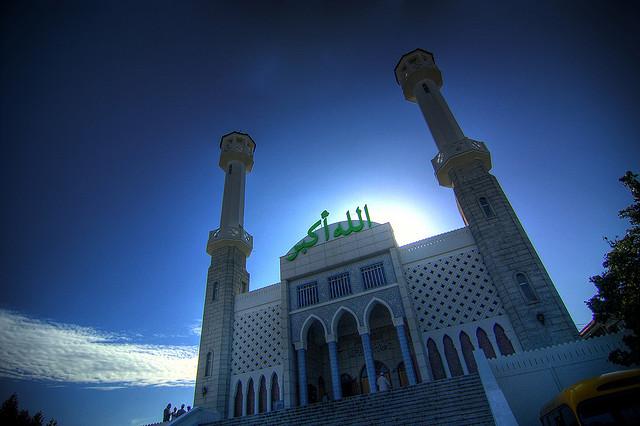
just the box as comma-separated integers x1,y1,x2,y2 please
1,1,639,425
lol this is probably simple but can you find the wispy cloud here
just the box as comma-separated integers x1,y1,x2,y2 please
189,320,202,336
0,309,198,387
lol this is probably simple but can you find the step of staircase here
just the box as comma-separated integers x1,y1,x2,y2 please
203,374,494,426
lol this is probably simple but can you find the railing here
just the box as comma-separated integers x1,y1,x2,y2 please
297,282,319,308
208,227,253,255
431,139,490,168
329,273,352,299
361,263,386,290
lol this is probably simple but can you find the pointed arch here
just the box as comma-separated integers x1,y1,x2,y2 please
330,306,361,337
443,335,464,377
258,375,267,413
459,331,478,374
493,323,515,356
476,327,497,359
300,314,329,345
246,378,255,415
427,338,446,380
363,297,395,330
270,372,280,408
233,381,243,417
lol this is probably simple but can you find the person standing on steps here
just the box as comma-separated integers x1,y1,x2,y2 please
163,403,171,422
177,404,186,417
377,372,390,392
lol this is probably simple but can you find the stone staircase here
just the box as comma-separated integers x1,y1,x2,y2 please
203,374,494,426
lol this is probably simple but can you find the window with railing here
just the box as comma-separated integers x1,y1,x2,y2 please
328,272,352,299
297,282,319,308
361,263,387,290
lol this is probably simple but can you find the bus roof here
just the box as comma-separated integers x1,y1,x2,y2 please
540,368,640,417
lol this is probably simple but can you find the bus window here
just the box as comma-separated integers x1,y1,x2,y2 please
541,404,578,426
578,388,640,426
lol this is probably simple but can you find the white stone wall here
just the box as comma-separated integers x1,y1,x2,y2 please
231,284,283,374
227,283,285,417
483,333,630,426
403,246,505,332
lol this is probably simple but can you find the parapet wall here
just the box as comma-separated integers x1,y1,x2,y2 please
485,333,629,426
398,227,475,264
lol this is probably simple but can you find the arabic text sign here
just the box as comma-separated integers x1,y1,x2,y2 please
286,205,372,261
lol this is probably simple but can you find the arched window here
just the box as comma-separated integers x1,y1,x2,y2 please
427,338,446,380
515,273,538,303
476,327,497,359
258,376,267,413
246,378,254,415
478,197,495,218
270,373,280,409
211,282,218,301
459,331,478,374
443,335,464,377
205,351,213,376
233,382,243,417
494,324,516,356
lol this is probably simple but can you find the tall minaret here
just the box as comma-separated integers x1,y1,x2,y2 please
194,131,255,416
394,49,578,350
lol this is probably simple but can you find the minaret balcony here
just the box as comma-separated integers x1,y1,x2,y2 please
207,226,253,257
431,138,492,188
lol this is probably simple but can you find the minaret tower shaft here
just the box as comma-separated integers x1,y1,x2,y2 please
194,132,255,416
395,49,578,349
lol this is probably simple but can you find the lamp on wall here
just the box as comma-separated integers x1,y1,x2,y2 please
536,312,545,325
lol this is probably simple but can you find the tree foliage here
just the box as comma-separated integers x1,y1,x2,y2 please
587,171,640,366
0,394,57,426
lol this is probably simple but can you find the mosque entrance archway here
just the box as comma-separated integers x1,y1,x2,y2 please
335,309,366,398
366,302,407,390
304,319,332,403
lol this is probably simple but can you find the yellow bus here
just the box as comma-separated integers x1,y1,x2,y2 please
539,369,640,425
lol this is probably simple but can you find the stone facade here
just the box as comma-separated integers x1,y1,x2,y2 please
450,163,578,349
195,246,250,415
194,50,580,420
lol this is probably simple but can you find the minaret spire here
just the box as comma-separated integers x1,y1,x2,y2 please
394,49,578,350
194,131,255,416
208,131,255,257
394,49,491,187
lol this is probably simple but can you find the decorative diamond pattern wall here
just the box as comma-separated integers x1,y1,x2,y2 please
232,304,282,374
403,248,505,332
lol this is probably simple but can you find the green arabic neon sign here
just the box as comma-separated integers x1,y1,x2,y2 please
286,204,372,261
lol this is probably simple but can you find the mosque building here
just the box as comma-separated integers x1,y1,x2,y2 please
184,49,616,425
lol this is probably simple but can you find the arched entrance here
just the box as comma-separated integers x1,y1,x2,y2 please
335,309,366,398
366,302,407,390
305,319,332,403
